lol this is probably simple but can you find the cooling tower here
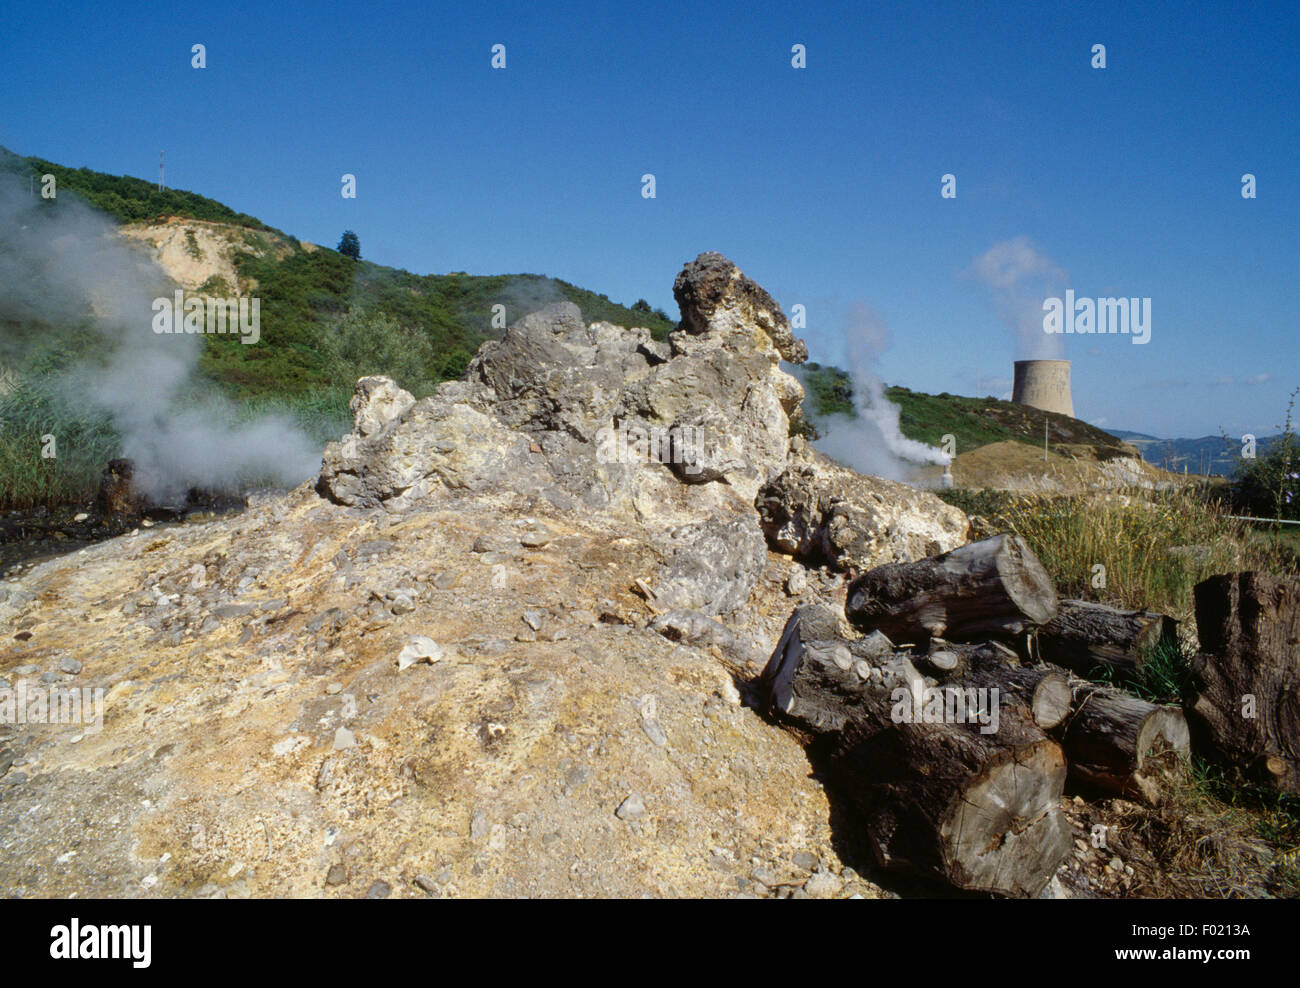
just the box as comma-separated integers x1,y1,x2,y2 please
1012,359,1074,417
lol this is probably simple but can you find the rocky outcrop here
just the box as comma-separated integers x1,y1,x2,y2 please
756,439,970,572
318,253,813,514
319,380,535,510
652,516,768,616
0,251,1003,900
465,302,656,443
671,251,808,364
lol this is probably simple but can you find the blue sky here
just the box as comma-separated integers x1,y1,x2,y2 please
2,0,1295,437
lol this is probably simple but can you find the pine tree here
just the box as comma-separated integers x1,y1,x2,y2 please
337,230,361,261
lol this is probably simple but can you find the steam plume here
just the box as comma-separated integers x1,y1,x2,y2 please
967,236,1067,359
799,303,950,483
0,162,320,502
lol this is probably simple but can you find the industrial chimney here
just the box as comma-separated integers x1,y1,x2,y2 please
1012,359,1074,417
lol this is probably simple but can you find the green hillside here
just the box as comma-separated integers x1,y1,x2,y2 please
22,154,281,232
0,150,676,508
798,361,1134,457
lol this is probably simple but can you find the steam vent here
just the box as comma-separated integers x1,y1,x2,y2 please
1012,359,1074,417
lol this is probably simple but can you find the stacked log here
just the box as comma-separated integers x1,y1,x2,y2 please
760,533,1201,897
846,533,1058,644
761,605,1074,897
1186,572,1300,794
1037,599,1178,675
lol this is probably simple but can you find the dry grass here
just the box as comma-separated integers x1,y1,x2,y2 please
1124,765,1300,898
944,485,1298,629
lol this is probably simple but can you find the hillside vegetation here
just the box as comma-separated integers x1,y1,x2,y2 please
0,151,675,508
799,361,1135,458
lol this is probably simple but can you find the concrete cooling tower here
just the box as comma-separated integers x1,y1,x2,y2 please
1012,359,1074,417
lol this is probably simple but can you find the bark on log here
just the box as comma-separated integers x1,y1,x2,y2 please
763,607,1072,896
761,606,898,734
1037,599,1178,675
1059,681,1190,803
1186,572,1300,794
957,664,1073,731
846,533,1058,644
830,707,1071,897
916,640,1071,730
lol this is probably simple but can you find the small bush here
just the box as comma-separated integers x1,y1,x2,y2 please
321,307,439,397
1232,386,1299,522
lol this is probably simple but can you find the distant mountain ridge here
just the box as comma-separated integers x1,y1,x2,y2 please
1109,430,1281,476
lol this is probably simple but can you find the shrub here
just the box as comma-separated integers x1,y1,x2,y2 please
1232,386,1299,522
321,307,438,397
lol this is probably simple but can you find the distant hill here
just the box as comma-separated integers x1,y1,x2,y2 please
798,362,1137,459
1109,431,1280,477
3,147,677,400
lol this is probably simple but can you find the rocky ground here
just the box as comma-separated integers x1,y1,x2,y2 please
0,252,1171,898
1,479,899,898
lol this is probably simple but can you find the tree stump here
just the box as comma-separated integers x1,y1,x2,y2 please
1186,572,1300,794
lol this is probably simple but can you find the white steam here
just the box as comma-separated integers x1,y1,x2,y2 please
967,236,1068,360
0,165,320,502
800,303,950,483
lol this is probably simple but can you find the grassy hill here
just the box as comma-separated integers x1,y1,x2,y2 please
0,149,676,508
798,362,1136,459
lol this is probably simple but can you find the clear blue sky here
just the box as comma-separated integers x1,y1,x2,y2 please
2,0,1295,438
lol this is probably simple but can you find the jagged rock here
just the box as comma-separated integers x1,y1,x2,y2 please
466,302,654,442
349,375,415,439
396,635,444,669
672,251,807,364
319,254,811,511
756,439,969,572
318,381,536,509
647,608,762,665
652,516,768,616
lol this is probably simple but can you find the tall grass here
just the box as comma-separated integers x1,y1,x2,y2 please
0,379,119,509
941,485,1297,626
0,378,352,511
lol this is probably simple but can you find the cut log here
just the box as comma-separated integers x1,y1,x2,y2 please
1059,681,1190,803
760,606,896,734
1037,599,1178,676
830,706,1071,897
957,664,1073,731
1186,572,1300,794
846,533,1058,644
914,639,1071,730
